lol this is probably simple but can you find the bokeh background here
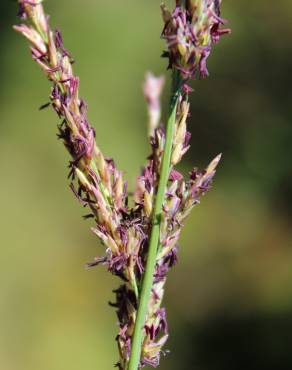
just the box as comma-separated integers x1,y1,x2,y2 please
1,1,292,369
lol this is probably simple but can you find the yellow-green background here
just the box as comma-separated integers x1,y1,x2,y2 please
1,1,292,369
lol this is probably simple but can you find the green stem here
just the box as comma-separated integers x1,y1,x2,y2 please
127,73,181,370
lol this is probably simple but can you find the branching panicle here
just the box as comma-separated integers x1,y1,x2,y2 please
14,0,229,369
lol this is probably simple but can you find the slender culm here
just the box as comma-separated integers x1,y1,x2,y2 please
14,0,230,369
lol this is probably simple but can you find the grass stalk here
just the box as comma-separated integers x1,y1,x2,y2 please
128,72,182,370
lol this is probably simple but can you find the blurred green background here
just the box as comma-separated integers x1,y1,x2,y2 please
1,1,292,369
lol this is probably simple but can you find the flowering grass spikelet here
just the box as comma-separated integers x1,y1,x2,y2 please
161,0,231,86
